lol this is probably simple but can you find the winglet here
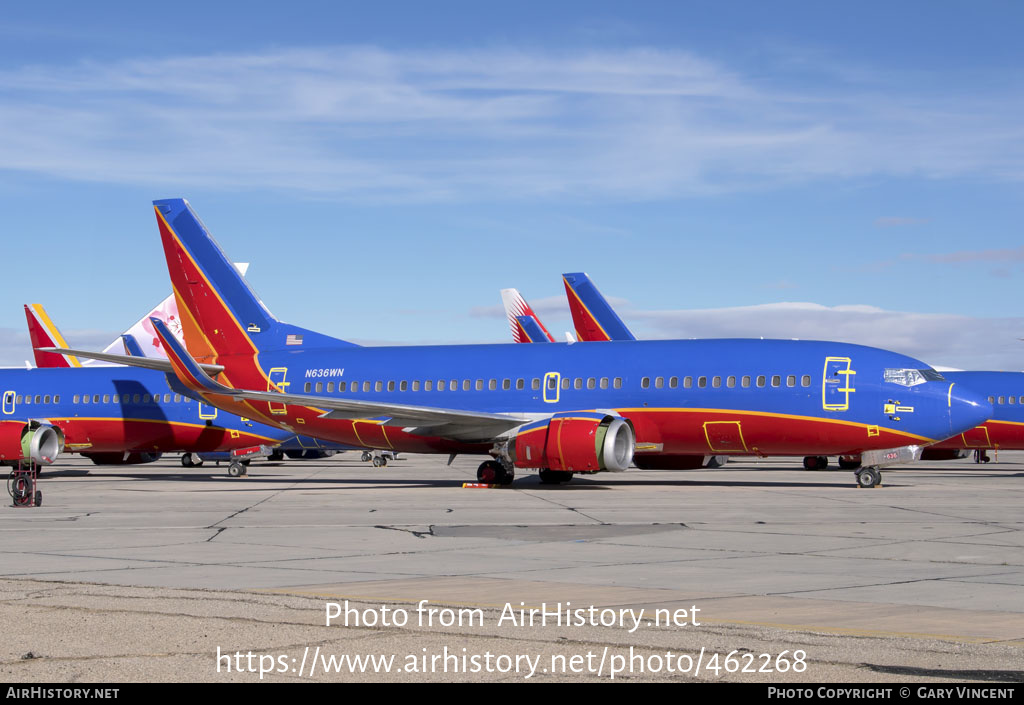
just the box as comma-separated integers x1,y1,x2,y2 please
149,317,232,395
562,272,636,342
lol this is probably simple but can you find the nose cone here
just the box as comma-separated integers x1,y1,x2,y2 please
947,384,993,438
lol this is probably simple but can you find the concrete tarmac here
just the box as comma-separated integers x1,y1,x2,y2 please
1,452,1022,682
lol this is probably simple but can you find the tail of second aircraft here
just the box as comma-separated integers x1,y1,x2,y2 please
562,272,636,342
24,304,82,368
152,198,355,363
500,288,555,343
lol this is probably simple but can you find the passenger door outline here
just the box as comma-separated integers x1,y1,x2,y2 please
822,357,856,412
2,391,14,415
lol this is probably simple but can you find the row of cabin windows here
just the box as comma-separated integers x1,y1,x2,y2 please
303,377,626,394
641,374,813,390
13,393,184,405
990,395,1024,405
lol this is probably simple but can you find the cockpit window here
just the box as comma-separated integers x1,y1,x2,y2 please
884,368,944,387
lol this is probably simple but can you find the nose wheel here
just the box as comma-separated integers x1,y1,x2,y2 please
855,467,881,488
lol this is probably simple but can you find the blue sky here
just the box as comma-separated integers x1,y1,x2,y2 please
2,1,1023,369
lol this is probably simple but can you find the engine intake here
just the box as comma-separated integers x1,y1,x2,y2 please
511,413,634,473
0,421,64,466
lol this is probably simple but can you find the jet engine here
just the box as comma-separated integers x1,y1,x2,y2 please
510,413,634,473
0,421,64,466
81,452,163,465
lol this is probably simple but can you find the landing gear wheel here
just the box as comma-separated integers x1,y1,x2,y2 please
268,450,284,462
803,456,828,470
372,456,387,468
361,451,372,462
34,491,42,507
228,461,246,477
539,468,573,484
856,467,881,488
838,456,861,470
181,452,203,468
477,460,513,484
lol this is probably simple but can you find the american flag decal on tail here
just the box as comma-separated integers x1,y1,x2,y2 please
286,334,304,346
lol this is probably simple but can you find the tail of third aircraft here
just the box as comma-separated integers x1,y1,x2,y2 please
152,198,355,364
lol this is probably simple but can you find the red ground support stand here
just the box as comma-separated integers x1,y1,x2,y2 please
8,460,41,507
226,444,273,477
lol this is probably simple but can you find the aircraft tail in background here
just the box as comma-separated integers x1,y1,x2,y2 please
500,288,555,343
562,272,636,342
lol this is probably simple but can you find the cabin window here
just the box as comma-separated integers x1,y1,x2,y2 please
447,379,455,391
786,375,796,387
80,396,87,405
54,395,60,404
1009,396,1016,405
43,395,51,404
374,381,382,392
654,376,664,389
340,382,347,392
988,396,995,404
412,381,420,391
698,376,707,388
998,396,1005,405
363,382,370,392
532,378,541,390
547,377,557,390
73,395,80,404
561,378,570,390
389,381,397,392
174,395,181,403
113,395,120,403
316,382,323,393
683,376,692,388
489,379,498,391
304,382,311,393
771,375,781,387
437,380,446,391
574,378,583,390
425,380,433,391
641,377,650,389
503,379,512,390
742,375,751,388
613,377,622,389
102,394,110,403
463,379,471,391
326,382,333,392
94,395,101,403
400,381,407,392
801,375,811,387
587,378,595,389
600,377,609,389
727,376,736,388
711,376,721,388
34,395,41,404
516,378,525,390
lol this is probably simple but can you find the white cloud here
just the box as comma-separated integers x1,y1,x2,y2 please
630,302,1024,371
0,46,1021,201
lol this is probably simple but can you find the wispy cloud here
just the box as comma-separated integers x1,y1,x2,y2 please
0,46,1021,201
630,302,1024,371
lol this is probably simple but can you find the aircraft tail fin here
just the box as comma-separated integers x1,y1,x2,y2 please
515,315,552,344
500,288,555,343
121,334,146,358
152,198,355,361
562,272,636,342
24,304,82,368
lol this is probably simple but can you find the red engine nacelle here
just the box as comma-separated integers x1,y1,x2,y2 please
511,414,634,473
0,421,64,466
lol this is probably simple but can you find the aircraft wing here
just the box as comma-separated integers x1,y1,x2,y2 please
37,347,225,376
47,325,529,442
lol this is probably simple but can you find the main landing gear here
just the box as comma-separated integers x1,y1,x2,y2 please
802,456,828,471
180,452,204,468
855,467,882,488
477,460,514,486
